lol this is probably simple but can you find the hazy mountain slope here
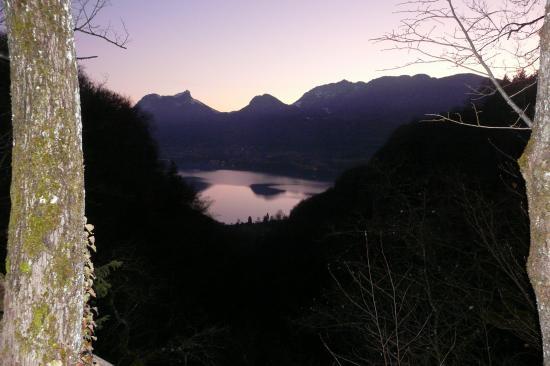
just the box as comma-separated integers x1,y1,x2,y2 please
136,73,488,178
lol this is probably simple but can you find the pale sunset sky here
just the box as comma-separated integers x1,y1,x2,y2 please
74,0,527,112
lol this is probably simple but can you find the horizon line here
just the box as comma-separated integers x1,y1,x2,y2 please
133,71,482,113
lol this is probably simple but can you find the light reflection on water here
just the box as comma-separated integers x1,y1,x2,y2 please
179,169,331,224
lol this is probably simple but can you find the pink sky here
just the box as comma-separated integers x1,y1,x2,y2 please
74,0,535,112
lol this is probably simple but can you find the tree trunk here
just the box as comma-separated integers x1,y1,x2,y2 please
0,0,86,365
520,1,550,364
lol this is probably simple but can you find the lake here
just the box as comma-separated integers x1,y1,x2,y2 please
179,169,331,224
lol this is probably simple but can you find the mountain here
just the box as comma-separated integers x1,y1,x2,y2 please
137,90,220,125
136,73,488,178
239,94,295,115
293,74,486,117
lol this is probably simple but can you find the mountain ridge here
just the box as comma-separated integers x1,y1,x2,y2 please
137,73,486,113
135,73,489,178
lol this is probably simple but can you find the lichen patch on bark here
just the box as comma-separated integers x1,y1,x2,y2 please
0,0,87,364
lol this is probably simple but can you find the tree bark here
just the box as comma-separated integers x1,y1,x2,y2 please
521,1,550,364
0,0,86,365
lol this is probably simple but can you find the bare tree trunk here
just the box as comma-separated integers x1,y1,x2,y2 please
520,2,550,364
0,0,86,365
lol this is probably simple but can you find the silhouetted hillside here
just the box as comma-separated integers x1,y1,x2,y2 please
0,36,232,364
284,74,538,365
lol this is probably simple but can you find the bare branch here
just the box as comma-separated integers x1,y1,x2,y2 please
508,79,538,98
76,55,99,60
446,0,534,127
504,15,545,39
376,0,543,130
73,0,129,50
423,113,532,130
0,1,128,59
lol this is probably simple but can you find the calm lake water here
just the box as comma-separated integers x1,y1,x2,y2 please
179,169,331,224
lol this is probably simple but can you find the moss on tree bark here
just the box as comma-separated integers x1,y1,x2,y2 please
0,0,86,364
520,2,550,364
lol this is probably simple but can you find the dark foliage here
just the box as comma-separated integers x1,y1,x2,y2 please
287,73,539,365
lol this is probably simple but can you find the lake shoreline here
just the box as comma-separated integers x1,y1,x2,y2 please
178,169,331,224
170,159,339,182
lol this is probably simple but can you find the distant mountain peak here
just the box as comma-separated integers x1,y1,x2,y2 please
291,72,487,114
412,74,431,79
293,79,357,107
337,79,352,84
174,90,192,99
249,94,284,107
238,94,291,114
135,89,219,118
